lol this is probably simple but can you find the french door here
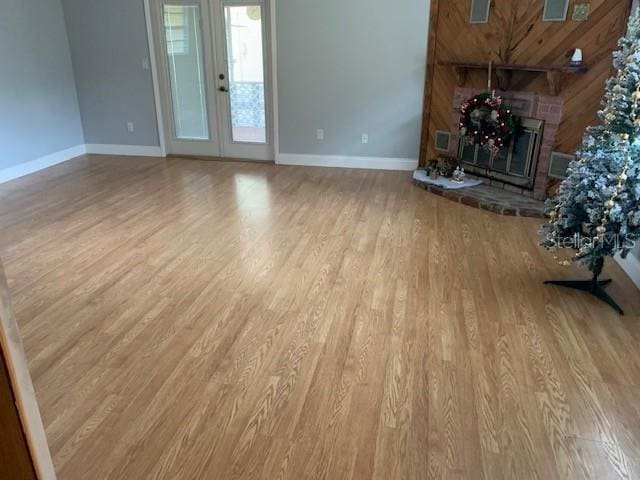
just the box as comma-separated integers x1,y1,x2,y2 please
150,0,273,160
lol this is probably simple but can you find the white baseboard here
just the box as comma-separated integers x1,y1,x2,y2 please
615,254,640,290
0,145,87,185
276,153,418,171
0,148,415,185
85,144,163,157
0,143,164,185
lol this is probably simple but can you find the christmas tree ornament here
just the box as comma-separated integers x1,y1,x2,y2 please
540,9,640,315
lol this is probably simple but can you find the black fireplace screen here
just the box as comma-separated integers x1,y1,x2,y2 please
458,118,544,189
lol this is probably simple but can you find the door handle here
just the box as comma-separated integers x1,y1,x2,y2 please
219,86,229,92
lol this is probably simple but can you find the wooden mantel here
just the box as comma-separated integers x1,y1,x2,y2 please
438,61,589,96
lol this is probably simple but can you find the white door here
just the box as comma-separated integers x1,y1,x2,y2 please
151,0,221,156
213,0,272,160
150,0,273,160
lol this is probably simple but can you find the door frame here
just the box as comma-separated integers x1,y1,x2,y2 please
0,257,56,480
144,0,279,161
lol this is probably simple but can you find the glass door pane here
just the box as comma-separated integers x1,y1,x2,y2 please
492,146,509,172
459,143,476,164
223,5,267,144
477,147,492,168
510,131,533,176
163,4,210,140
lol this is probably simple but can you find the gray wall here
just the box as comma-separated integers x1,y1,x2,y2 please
276,0,430,159
0,0,83,170
62,0,160,146
59,0,429,157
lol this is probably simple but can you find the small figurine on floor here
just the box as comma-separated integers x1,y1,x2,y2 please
427,159,439,180
452,166,466,183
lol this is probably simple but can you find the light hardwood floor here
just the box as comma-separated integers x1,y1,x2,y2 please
1,155,640,480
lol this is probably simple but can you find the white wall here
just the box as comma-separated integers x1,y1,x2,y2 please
0,0,84,173
617,246,640,289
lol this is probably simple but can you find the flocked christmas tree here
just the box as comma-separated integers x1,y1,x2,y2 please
540,9,640,314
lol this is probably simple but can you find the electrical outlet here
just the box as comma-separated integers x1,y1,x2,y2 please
317,129,325,140
127,122,135,133
361,133,369,144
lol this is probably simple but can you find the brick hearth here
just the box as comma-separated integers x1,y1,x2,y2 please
412,176,545,218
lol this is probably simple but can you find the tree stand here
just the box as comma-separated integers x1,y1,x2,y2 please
544,258,624,315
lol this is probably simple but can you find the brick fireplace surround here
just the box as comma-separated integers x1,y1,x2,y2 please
448,87,564,201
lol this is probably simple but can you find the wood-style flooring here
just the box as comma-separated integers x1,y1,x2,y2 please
1,155,640,480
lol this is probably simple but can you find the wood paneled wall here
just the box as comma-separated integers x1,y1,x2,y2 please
420,0,632,166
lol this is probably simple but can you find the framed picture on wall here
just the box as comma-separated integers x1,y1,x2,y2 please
572,3,590,21
542,0,570,22
469,0,491,24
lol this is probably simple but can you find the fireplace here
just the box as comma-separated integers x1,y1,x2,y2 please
450,87,563,200
458,117,544,190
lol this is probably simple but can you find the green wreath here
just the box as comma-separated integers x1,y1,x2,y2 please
459,92,518,157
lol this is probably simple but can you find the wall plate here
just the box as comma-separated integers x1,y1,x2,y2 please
548,152,575,179
542,0,570,22
435,130,451,152
469,0,491,24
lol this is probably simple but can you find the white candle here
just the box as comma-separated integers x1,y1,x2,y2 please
571,49,583,65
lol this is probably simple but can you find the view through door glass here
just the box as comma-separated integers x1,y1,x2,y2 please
223,5,267,144
163,4,210,140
